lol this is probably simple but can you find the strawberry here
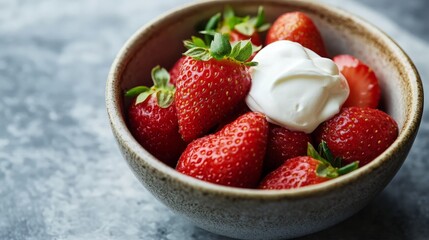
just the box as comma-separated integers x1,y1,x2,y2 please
169,56,186,85
265,12,327,57
204,6,270,47
264,124,312,172
176,33,256,142
333,54,381,108
314,107,398,166
259,142,358,190
125,66,187,167
176,112,268,188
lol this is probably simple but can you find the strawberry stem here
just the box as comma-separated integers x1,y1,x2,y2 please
124,66,175,108
183,33,258,65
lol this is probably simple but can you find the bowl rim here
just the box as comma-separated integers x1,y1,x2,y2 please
106,0,423,200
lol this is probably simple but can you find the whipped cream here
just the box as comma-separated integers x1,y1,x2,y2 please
246,40,349,133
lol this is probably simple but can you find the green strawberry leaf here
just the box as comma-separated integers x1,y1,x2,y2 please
135,91,152,105
157,90,174,108
255,6,266,28
125,66,175,108
184,47,211,61
204,12,221,45
192,36,207,48
316,164,339,178
338,161,359,175
234,21,255,36
151,65,170,88
125,86,150,97
230,41,241,58
205,12,221,31
210,33,231,59
234,40,253,62
257,23,271,32
307,142,325,162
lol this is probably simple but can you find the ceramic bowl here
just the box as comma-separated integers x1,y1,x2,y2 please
106,0,423,239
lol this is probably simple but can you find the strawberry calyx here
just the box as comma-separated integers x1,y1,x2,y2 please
205,6,270,39
307,141,359,178
183,33,259,66
125,66,175,108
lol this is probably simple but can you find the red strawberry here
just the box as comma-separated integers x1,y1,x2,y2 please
169,56,186,85
215,100,250,131
314,107,398,166
175,33,256,142
205,6,270,47
266,12,327,57
125,66,187,167
333,55,381,108
264,124,312,172
259,142,358,190
176,112,268,188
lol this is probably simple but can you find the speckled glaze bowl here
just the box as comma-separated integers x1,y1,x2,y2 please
106,0,423,239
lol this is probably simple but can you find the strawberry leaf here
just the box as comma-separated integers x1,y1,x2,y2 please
192,36,207,48
234,40,252,62
152,65,170,88
157,90,174,108
307,142,324,162
184,47,211,61
338,161,359,175
316,164,339,178
125,86,150,97
210,33,231,59
255,6,266,28
126,66,175,108
230,42,241,58
136,91,152,105
234,21,255,36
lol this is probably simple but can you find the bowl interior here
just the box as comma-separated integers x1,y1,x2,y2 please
108,0,422,195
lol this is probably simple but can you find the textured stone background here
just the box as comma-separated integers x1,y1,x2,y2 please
0,0,428,239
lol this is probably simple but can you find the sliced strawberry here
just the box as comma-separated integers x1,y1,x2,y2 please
266,12,327,57
264,124,312,172
259,142,358,190
333,54,381,108
125,66,187,167
177,112,268,188
175,33,256,142
314,107,398,166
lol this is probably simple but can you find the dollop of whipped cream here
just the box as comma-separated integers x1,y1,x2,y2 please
246,40,349,133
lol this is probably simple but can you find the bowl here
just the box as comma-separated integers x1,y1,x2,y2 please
105,0,423,239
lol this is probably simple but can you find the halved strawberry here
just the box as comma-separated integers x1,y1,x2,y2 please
125,66,187,167
266,12,327,57
259,142,358,190
333,54,381,108
177,112,268,188
175,33,256,142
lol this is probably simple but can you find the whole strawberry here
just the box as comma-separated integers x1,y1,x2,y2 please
204,6,270,46
168,56,186,85
126,66,187,167
315,107,398,166
176,112,268,188
264,124,312,172
176,33,256,142
333,54,381,108
259,142,358,190
266,12,327,57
